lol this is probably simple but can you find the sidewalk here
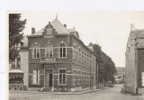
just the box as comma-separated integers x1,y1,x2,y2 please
54,88,102,95
10,88,104,96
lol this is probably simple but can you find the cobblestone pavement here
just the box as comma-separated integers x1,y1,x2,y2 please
9,85,144,100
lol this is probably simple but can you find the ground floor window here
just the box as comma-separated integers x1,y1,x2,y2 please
32,68,40,85
59,69,66,85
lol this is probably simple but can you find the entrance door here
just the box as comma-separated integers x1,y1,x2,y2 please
49,73,53,87
45,69,53,89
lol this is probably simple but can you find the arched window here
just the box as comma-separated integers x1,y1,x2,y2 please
60,41,67,58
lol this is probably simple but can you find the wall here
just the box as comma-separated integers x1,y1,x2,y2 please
20,48,29,87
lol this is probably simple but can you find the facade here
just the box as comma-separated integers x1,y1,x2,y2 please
125,25,144,94
20,17,97,92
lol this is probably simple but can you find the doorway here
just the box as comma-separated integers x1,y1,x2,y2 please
49,73,53,88
45,69,53,89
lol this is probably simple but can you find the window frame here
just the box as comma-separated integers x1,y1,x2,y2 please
45,47,53,58
32,48,41,59
59,41,67,58
58,68,67,86
31,66,40,85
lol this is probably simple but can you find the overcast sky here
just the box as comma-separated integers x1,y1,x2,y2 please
21,11,144,67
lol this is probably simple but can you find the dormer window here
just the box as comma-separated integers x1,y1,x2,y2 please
46,28,53,35
43,22,53,35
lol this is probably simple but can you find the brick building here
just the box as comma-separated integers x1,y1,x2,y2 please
20,17,97,92
125,25,144,94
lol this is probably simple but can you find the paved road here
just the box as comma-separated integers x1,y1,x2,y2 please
10,85,144,100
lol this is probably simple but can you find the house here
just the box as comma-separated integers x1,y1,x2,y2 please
125,25,144,94
20,17,97,92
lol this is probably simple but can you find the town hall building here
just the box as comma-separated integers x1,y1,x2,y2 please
20,17,97,92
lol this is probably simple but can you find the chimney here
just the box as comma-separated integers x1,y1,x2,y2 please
31,27,36,34
64,24,67,28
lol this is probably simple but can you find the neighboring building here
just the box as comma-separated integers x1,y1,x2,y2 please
125,25,144,94
9,69,24,90
20,17,97,92
114,67,125,84
9,43,24,90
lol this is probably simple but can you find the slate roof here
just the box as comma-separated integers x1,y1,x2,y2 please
30,18,71,36
127,28,144,49
23,18,79,47
51,18,69,34
130,29,144,39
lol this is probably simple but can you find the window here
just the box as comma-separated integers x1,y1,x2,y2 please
32,68,40,85
32,48,40,59
46,28,53,34
45,47,53,58
72,48,76,59
40,48,45,58
60,41,67,58
59,69,66,85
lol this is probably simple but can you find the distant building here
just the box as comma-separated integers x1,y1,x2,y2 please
125,25,144,94
114,67,125,84
20,17,98,92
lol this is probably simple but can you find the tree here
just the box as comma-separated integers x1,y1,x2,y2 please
92,43,117,84
101,52,117,83
9,14,26,61
92,44,104,83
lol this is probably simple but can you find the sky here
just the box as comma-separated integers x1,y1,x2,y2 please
20,11,144,67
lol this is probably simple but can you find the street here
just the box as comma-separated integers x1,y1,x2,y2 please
10,84,144,100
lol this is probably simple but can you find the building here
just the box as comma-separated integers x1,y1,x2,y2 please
9,44,24,90
20,17,97,92
114,67,125,84
125,25,144,94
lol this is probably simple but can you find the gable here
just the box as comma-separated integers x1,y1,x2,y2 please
42,22,56,36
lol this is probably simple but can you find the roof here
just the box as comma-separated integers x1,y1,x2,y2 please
30,18,69,36
88,43,95,52
130,29,144,39
126,28,144,51
51,18,69,34
9,69,24,73
67,27,76,33
23,18,80,47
